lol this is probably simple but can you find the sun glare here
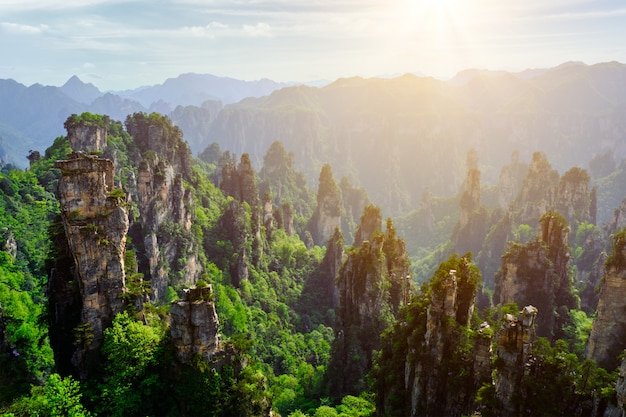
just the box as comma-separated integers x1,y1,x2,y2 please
392,0,478,75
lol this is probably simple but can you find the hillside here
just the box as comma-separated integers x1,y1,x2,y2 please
1,111,626,416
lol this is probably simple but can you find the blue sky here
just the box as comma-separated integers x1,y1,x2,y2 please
1,0,625,90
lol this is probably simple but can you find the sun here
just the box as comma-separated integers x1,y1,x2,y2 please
387,0,479,76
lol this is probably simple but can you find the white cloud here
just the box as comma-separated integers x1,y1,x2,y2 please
243,22,272,37
181,21,229,38
0,21,47,34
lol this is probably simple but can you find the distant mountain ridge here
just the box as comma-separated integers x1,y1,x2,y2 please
205,61,626,216
2,62,626,220
114,73,292,110
0,73,291,167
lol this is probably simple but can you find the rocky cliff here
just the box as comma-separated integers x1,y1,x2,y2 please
513,152,560,226
67,124,107,153
330,207,409,396
497,151,528,208
309,164,342,246
170,285,222,364
55,147,129,375
125,113,200,300
587,229,626,370
453,161,490,256
494,305,538,417
494,212,575,340
405,258,486,417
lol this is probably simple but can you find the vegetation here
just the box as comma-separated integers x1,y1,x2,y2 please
0,111,623,417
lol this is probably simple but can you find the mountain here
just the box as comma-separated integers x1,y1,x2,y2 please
0,73,289,167
205,62,626,217
59,75,103,104
115,73,292,108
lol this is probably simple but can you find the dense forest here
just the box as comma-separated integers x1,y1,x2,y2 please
1,110,626,417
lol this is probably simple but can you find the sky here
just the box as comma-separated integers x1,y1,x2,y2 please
1,0,625,91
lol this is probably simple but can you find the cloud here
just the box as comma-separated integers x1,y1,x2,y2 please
243,22,272,37
0,21,48,34
181,21,229,38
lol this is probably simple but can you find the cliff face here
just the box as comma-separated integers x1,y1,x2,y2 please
55,150,129,375
514,152,560,225
555,167,591,226
170,285,222,364
309,164,342,246
459,168,480,229
136,152,198,298
497,151,528,208
494,306,538,417
587,230,626,370
454,165,489,256
406,258,486,417
494,213,574,340
331,209,409,396
67,125,107,153
126,114,200,300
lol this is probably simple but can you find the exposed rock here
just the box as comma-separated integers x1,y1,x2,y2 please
55,152,129,376
137,153,198,298
453,164,489,256
408,262,485,417
353,205,382,247
555,167,591,227
170,285,222,364
587,230,626,370
513,152,559,225
3,232,17,258
497,151,527,208
459,168,480,229
614,357,626,417
126,114,200,300
321,228,344,309
494,305,538,417
282,203,294,236
605,196,626,236
218,200,251,287
309,164,342,245
331,211,409,396
473,322,493,387
67,124,107,153
495,212,574,340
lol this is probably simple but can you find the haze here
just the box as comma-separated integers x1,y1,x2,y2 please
1,0,626,90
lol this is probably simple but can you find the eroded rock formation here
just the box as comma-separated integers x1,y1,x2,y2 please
67,124,107,153
587,229,626,370
331,208,409,396
56,150,129,375
495,212,575,340
309,164,342,245
494,305,538,417
126,114,200,300
170,285,222,364
407,261,487,417
497,150,527,208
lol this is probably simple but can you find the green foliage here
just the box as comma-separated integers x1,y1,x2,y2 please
562,309,594,357
1,373,91,417
258,140,316,221
513,223,534,244
27,136,72,193
64,112,107,130
0,167,57,404
90,312,163,417
606,228,626,270
518,338,617,416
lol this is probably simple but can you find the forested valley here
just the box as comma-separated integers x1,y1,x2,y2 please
2,109,626,417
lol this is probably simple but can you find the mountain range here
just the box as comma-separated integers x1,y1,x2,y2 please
2,61,626,221
0,74,290,168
